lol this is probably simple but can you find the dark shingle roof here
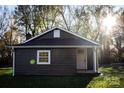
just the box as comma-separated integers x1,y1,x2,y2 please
19,38,99,46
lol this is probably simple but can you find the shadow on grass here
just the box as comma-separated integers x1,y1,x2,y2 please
0,67,99,88
0,74,98,88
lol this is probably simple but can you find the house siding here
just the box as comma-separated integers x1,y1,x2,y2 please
15,48,76,75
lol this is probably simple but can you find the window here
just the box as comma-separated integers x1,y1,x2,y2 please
37,50,50,64
53,30,60,38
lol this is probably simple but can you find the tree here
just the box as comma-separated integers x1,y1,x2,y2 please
14,5,63,40
0,6,14,66
0,6,10,41
112,10,124,62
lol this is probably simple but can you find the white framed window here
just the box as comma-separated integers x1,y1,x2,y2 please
37,50,51,64
53,30,60,38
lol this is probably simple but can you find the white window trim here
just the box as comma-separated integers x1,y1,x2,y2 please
37,50,51,64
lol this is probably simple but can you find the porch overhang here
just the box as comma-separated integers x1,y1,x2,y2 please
7,45,101,49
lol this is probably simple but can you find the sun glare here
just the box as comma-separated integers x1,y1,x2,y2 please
102,14,116,35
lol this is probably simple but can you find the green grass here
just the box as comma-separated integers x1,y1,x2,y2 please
0,67,96,88
0,67,12,76
1,64,124,88
87,64,124,88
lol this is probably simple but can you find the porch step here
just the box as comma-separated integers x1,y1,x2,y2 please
77,69,97,74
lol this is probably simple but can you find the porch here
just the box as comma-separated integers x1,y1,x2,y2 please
76,47,97,73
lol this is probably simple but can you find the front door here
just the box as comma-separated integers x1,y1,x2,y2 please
76,49,87,70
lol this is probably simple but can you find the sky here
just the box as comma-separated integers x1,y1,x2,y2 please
7,5,16,11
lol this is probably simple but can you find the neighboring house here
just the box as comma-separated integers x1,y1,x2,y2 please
9,27,101,76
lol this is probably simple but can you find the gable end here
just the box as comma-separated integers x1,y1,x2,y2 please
16,27,101,47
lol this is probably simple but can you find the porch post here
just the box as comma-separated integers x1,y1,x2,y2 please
93,47,97,72
12,47,15,76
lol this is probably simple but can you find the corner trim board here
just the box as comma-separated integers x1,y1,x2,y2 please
12,48,15,76
86,48,87,69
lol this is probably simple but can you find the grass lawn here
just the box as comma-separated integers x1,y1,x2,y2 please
87,63,124,88
0,64,124,88
0,67,96,88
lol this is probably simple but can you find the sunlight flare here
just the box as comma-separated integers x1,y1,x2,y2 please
102,14,116,35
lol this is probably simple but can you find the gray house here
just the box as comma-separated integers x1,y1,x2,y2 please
10,27,100,76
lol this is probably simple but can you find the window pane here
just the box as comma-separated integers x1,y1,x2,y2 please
38,51,49,63
39,52,48,56
39,56,48,59
39,58,48,62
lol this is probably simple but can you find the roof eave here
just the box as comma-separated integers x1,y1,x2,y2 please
7,45,101,49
